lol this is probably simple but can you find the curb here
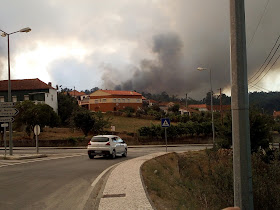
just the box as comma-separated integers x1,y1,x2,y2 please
98,152,167,210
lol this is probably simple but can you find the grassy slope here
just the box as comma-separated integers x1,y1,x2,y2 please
11,116,160,140
141,150,280,210
105,115,161,133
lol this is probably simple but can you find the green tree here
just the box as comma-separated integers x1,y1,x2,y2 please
58,92,79,125
14,101,59,136
92,112,111,134
73,109,95,136
168,104,180,114
250,108,273,152
216,108,274,152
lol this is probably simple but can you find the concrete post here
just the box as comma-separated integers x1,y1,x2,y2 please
230,0,254,209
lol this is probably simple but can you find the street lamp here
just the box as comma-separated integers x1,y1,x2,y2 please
197,67,215,145
0,27,31,155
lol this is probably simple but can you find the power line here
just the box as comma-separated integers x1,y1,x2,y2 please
254,53,280,85
248,0,271,48
248,34,280,82
249,41,280,84
249,83,271,92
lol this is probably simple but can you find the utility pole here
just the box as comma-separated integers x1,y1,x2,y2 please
219,88,223,124
230,1,254,209
185,93,188,108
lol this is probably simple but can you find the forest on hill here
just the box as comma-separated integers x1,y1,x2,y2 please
142,91,280,115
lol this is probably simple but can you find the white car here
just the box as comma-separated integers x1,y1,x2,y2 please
87,135,127,159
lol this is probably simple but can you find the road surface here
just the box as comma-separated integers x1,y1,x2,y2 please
0,145,208,209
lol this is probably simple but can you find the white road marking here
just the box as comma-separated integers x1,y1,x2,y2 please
0,153,86,168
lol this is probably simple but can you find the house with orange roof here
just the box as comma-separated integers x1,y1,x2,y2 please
0,78,58,112
63,89,90,109
188,104,208,112
65,90,86,99
273,111,280,119
188,104,231,112
89,89,143,112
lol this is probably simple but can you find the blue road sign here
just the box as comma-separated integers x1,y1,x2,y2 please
161,118,170,127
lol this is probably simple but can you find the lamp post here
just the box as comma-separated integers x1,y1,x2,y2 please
1,27,31,155
197,67,215,146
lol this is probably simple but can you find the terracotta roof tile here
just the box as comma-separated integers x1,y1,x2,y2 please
65,90,86,96
188,104,207,109
0,78,55,91
101,90,142,96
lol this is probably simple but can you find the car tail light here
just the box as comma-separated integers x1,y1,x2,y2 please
106,142,110,146
88,141,91,145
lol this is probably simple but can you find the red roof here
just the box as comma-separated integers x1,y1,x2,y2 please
273,111,280,118
0,78,55,91
65,90,86,97
207,105,231,111
188,104,207,109
100,90,142,96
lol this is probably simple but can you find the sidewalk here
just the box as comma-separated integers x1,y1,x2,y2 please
97,152,166,210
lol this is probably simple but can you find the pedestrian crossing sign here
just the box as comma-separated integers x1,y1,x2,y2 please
161,118,170,127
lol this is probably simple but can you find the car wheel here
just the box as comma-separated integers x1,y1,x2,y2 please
88,154,94,159
111,150,116,159
122,149,127,157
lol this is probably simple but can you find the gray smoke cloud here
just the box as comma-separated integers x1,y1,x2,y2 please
100,0,280,98
1,0,280,99
112,33,186,94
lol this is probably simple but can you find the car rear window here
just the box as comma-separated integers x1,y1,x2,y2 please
91,137,109,142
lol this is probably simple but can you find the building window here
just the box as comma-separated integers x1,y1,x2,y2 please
127,99,130,103
137,99,141,103
102,98,107,103
51,95,53,101
122,98,125,103
0,96,4,102
24,95,29,101
12,96,17,102
118,99,121,103
95,100,99,104
113,98,117,103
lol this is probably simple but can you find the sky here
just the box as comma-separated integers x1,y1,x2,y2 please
0,0,280,99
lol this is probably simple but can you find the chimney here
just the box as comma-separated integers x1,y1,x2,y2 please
48,82,52,87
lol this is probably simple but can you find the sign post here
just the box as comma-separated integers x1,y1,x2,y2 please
0,102,18,156
161,118,171,152
1,123,8,158
34,125,40,154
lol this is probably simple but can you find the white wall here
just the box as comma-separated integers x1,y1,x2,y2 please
45,89,58,113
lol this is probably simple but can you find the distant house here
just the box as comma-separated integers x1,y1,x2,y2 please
188,104,231,112
273,111,280,119
64,90,90,109
0,78,58,113
89,90,143,112
159,102,175,113
188,104,208,112
207,105,231,112
142,97,159,107
64,90,86,100
179,107,199,116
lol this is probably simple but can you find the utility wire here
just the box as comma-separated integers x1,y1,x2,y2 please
249,83,271,92
248,0,271,48
254,53,280,85
249,42,280,84
248,34,280,82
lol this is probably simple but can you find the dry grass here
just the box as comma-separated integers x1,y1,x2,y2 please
141,150,234,209
12,127,85,140
105,115,161,133
142,150,280,210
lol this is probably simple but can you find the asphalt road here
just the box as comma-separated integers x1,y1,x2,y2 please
0,145,208,210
